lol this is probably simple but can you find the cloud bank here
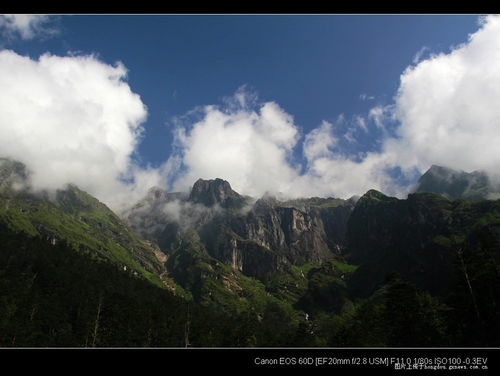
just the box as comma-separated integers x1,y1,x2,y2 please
389,15,500,181
0,50,165,212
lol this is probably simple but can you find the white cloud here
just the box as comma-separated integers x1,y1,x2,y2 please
389,14,500,180
303,120,337,162
0,50,163,212
168,98,302,197
296,152,399,198
0,14,57,40
164,91,403,200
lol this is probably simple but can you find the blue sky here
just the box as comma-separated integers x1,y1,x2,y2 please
1,14,499,209
6,15,478,164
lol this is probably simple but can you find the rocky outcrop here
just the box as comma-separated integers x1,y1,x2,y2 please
189,178,245,208
125,180,248,247
196,192,355,282
201,198,354,276
209,235,285,282
126,178,356,283
229,205,334,266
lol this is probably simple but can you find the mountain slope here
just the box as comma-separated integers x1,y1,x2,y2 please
341,189,500,346
0,158,166,287
0,224,187,346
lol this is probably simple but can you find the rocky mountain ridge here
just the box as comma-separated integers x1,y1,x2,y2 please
125,178,356,283
414,164,497,201
1,158,499,346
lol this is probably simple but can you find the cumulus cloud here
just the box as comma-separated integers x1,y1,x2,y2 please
168,98,302,197
388,14,500,182
163,91,402,200
0,14,57,40
0,50,164,212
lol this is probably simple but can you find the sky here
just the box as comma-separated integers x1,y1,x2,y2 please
0,14,498,212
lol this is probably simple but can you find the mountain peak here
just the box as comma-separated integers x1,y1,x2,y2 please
362,189,389,200
189,178,241,207
425,165,462,180
355,189,399,208
415,165,491,201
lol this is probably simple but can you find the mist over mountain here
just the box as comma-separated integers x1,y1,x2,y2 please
1,157,499,348
414,165,499,201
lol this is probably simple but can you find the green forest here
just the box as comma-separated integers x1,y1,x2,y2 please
1,219,498,347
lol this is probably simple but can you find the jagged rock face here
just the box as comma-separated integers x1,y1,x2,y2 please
125,179,249,251
189,178,242,207
205,232,286,282
126,179,355,283
278,206,333,263
415,165,492,201
197,195,355,281
247,199,354,257
231,206,334,265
